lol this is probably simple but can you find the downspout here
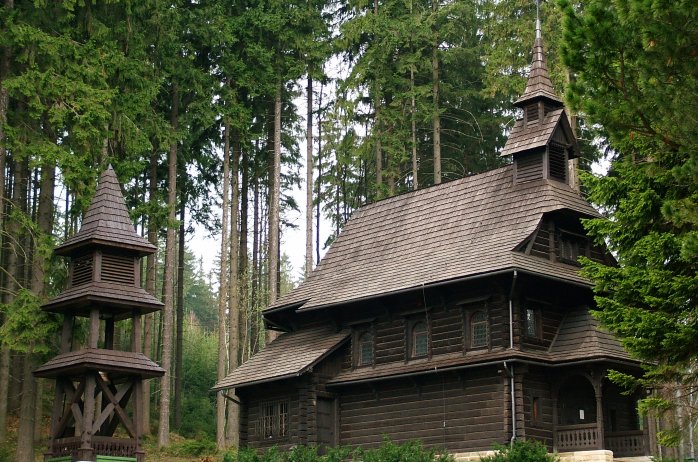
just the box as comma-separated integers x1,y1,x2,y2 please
507,270,518,446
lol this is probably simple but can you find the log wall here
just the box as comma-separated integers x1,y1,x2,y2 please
337,367,507,452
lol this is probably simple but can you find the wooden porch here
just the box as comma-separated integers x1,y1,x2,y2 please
46,435,143,462
555,424,648,457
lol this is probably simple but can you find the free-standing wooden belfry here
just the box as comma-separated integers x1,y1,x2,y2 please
34,166,164,462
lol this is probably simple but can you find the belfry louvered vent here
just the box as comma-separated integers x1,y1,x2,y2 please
526,105,539,124
549,143,567,183
101,254,135,285
71,255,93,287
515,151,544,183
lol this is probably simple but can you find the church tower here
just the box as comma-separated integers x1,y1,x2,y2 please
501,15,579,185
35,166,164,462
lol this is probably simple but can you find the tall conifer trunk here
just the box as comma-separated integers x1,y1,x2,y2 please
239,145,249,361
250,172,260,354
0,0,13,443
216,121,231,449
267,84,281,318
158,83,179,447
305,75,313,276
174,204,185,428
143,148,158,436
226,128,240,445
432,0,441,185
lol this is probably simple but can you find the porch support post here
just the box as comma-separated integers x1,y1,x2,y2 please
593,371,604,450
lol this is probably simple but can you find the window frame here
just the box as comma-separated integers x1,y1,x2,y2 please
470,310,489,349
356,330,375,367
524,306,542,340
260,399,289,440
405,315,430,360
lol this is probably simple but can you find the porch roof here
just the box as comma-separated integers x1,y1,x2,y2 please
549,310,632,361
212,326,350,391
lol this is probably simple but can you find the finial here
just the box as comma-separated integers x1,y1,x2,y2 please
535,0,541,39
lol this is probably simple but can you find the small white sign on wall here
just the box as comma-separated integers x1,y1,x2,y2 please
579,409,585,420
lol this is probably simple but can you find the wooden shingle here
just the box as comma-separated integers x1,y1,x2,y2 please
34,348,165,380
41,281,163,319
55,166,156,256
212,326,349,390
268,166,598,313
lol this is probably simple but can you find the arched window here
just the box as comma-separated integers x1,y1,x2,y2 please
471,311,488,348
358,331,374,366
412,322,428,357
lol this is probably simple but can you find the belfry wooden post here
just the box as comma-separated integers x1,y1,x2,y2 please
35,166,165,462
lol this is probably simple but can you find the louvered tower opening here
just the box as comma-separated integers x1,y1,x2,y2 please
515,151,544,183
71,255,93,287
548,143,568,183
101,253,135,285
526,105,539,125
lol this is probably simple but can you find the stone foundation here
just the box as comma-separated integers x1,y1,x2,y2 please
453,449,616,462
558,450,614,462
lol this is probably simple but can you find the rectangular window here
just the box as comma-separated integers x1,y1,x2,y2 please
525,308,540,339
260,400,289,439
358,331,374,366
410,319,429,358
470,311,489,348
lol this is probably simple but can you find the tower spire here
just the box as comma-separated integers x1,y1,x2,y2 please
513,1,562,108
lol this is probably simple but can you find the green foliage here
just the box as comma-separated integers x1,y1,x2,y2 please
356,439,452,462
0,289,61,356
560,0,698,444
160,438,217,457
236,439,449,462
175,320,218,439
480,440,557,462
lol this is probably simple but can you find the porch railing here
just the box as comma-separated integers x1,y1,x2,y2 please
48,436,142,462
605,431,647,457
555,423,599,451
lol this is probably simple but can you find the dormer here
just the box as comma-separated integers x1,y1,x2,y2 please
502,23,579,185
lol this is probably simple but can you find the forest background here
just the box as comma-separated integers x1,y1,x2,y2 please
0,0,696,461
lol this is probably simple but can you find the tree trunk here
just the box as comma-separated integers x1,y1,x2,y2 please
158,83,179,448
250,171,260,355
239,143,249,362
411,63,418,190
216,120,231,449
15,355,36,462
174,204,185,428
142,148,158,436
226,128,240,445
373,0,382,196
305,75,313,276
0,0,12,436
267,84,282,327
432,0,441,185
316,79,323,264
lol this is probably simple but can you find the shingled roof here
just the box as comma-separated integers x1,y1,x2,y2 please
34,348,165,380
212,326,349,390
549,310,632,361
41,281,163,319
268,166,598,313
514,34,562,107
500,108,577,157
55,166,156,256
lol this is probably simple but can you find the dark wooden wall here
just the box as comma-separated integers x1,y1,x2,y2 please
523,368,555,448
337,367,507,452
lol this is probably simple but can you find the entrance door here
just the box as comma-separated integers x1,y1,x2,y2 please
316,397,337,452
